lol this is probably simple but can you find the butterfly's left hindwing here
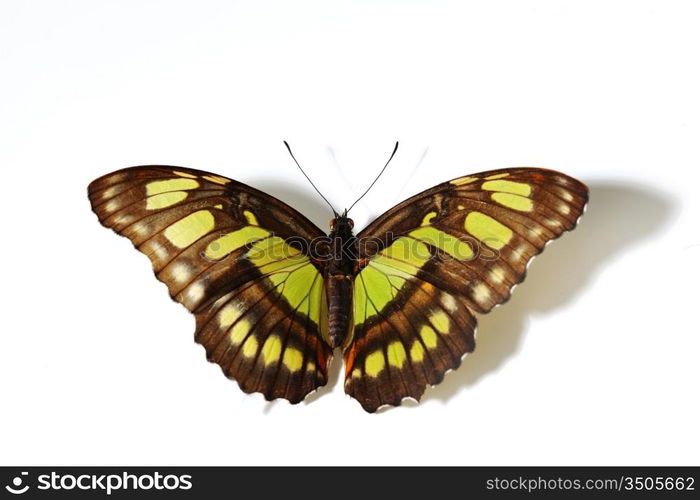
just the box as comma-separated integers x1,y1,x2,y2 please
345,168,588,411
88,166,332,403
346,274,477,412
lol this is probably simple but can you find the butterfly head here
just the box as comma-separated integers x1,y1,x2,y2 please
329,211,354,235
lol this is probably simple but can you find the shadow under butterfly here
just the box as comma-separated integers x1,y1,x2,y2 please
425,181,675,405
250,178,674,412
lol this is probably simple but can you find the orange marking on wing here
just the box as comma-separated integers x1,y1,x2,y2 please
344,346,357,377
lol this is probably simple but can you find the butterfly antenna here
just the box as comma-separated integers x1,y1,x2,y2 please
347,141,399,213
283,141,339,216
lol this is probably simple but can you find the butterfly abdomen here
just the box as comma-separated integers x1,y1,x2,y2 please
326,216,357,348
327,275,353,348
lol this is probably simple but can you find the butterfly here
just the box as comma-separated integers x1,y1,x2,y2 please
88,148,588,412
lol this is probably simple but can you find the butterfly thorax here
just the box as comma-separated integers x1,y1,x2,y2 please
326,215,357,348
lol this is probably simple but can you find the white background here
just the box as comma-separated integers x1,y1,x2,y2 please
1,1,698,466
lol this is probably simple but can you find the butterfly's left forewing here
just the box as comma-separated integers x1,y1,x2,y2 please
345,168,588,411
89,166,332,403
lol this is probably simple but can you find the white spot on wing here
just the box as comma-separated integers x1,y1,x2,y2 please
472,283,491,304
171,263,191,283
113,214,135,225
105,200,119,212
132,222,149,237
102,186,118,199
440,293,458,313
152,244,168,261
529,226,544,238
517,244,531,257
490,266,506,285
186,283,205,303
